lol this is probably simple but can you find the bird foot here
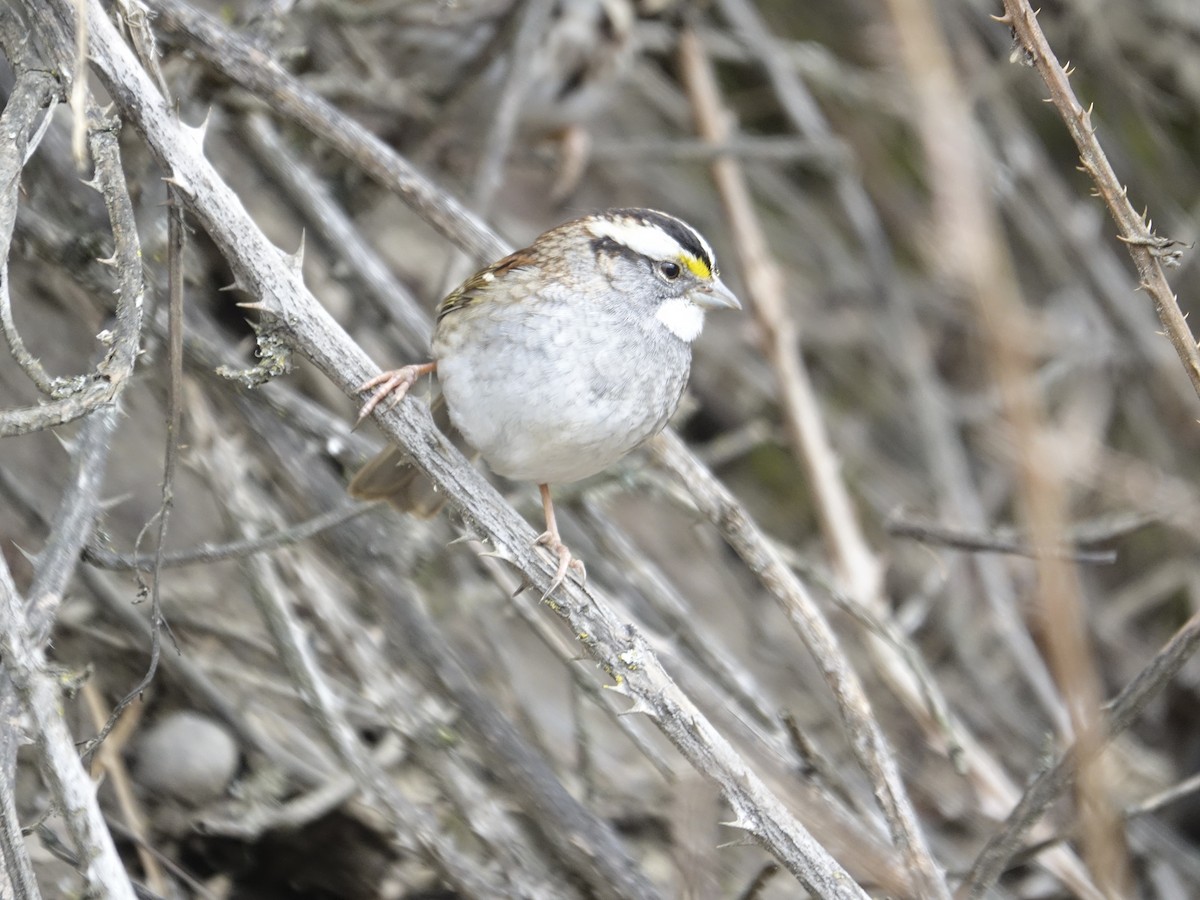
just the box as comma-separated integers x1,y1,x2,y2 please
535,530,586,598
354,362,435,426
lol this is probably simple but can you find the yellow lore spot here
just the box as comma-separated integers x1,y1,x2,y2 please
682,254,711,280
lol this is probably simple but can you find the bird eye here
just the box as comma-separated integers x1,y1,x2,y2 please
658,261,682,280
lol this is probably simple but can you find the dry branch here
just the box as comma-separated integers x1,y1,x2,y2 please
3,0,1199,896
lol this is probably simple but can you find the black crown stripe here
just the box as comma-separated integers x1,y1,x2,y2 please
606,208,714,272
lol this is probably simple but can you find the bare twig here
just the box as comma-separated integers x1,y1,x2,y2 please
717,0,1068,732
0,60,61,397
146,0,506,264
0,736,41,900
21,114,145,638
680,20,882,606
230,389,644,899
693,8,1098,895
998,0,1200,402
886,513,1118,564
648,429,930,898
79,567,332,787
84,502,375,570
235,510,522,898
579,497,780,731
0,60,120,432
25,401,123,642
1126,771,1200,821
238,113,431,358
0,559,137,900
92,184,185,749
0,104,145,437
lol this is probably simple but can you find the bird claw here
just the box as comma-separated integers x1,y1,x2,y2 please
535,530,586,599
354,363,434,426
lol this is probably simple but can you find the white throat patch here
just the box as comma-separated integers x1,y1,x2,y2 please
656,297,705,342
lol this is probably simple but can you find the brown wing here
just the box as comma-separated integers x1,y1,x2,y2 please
435,247,538,322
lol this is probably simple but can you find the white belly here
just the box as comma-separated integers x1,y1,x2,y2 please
433,299,691,485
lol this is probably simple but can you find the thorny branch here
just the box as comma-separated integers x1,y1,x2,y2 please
998,0,1200,402
3,0,1200,897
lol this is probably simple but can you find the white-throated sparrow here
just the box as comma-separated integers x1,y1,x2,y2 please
350,208,740,591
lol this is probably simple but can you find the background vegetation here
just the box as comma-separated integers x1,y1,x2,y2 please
2,0,1199,897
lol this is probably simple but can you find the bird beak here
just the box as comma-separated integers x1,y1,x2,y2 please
693,277,742,311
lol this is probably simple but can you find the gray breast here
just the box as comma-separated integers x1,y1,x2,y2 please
434,288,694,484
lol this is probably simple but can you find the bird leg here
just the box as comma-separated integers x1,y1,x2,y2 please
535,483,585,596
355,362,437,426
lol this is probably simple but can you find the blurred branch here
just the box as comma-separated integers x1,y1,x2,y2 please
685,4,1105,893
648,429,926,898
587,135,844,166
960,610,1200,897
0,754,39,900
678,25,944,900
0,559,137,900
885,0,1125,894
80,567,332,786
886,513,1118,564
232,499,522,898
713,0,1073,809
467,0,553,213
228,389,658,900
83,502,374,570
1126,771,1200,820
80,683,165,895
